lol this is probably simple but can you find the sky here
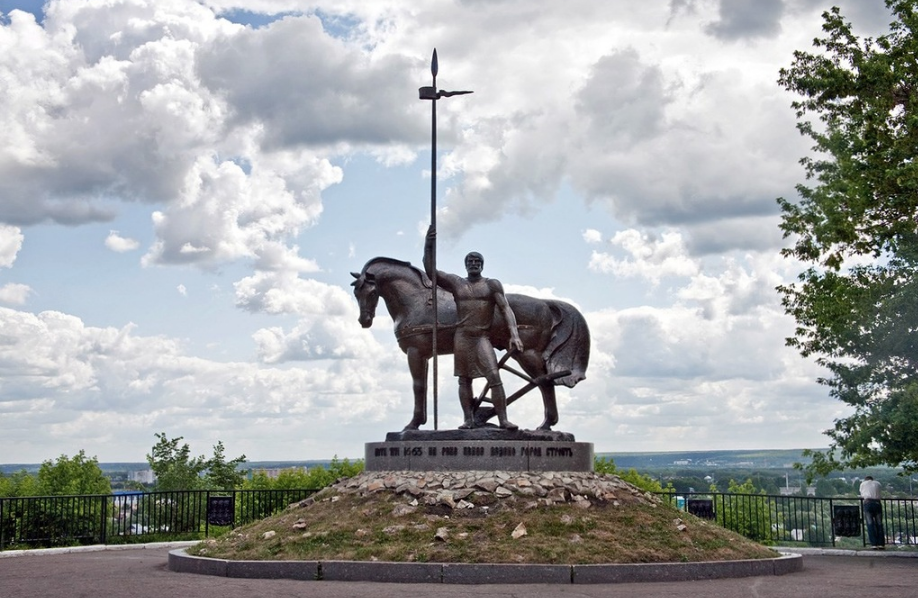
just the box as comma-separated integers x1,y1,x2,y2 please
0,0,894,464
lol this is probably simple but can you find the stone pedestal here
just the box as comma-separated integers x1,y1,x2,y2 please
365,428,593,472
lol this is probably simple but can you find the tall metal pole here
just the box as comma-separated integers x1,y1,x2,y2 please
418,49,472,431
430,50,439,430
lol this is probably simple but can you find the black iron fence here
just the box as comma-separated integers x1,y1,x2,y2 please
0,488,318,550
658,491,918,547
4,488,918,551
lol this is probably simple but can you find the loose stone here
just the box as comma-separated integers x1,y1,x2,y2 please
327,470,660,509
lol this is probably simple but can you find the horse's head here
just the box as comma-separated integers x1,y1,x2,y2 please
350,270,379,328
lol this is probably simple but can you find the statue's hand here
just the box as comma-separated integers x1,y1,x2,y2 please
509,337,523,354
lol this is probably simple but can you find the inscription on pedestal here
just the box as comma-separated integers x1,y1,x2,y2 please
365,440,593,472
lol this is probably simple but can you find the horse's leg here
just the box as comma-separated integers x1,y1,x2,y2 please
536,384,559,431
513,349,558,430
403,347,428,430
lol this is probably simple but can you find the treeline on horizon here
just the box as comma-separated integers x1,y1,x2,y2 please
1,448,824,473
2,439,915,499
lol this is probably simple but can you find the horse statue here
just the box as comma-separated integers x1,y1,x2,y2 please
351,257,590,431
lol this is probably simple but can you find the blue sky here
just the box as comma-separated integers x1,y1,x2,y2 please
0,0,893,463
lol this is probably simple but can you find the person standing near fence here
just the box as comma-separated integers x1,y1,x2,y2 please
859,475,885,549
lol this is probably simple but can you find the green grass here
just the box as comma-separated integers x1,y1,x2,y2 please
188,477,780,565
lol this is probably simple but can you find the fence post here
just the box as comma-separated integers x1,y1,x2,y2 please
99,495,108,545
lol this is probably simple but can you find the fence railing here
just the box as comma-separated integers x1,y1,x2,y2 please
0,488,319,550
658,491,918,547
4,488,918,551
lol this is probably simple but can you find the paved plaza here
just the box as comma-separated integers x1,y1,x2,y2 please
2,544,918,598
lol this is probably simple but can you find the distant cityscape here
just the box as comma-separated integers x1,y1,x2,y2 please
0,449,816,475
3,448,915,496
0,459,336,491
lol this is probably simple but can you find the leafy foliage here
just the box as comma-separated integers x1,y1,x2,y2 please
709,479,778,545
777,1,918,475
0,451,110,548
147,433,247,491
0,470,39,498
0,451,110,498
593,456,669,493
205,441,248,490
242,456,364,491
36,450,112,496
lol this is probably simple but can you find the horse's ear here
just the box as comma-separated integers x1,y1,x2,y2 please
351,272,360,279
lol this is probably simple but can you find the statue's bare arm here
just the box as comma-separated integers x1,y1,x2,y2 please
492,280,523,353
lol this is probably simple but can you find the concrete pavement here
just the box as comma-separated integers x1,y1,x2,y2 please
2,544,918,598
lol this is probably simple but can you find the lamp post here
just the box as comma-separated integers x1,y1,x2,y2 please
418,48,472,430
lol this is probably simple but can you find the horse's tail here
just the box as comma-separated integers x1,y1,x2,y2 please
543,300,590,388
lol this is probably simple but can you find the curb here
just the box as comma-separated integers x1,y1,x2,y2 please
0,541,198,560
167,548,803,584
775,546,918,558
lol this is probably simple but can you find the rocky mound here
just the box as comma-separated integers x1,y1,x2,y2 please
327,469,656,509
190,471,778,565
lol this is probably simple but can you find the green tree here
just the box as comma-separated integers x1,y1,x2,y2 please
147,433,208,491
0,452,110,548
36,451,111,496
777,1,918,476
242,458,364,492
594,456,667,493
0,470,39,498
814,478,837,497
715,479,778,544
204,441,247,491
146,433,247,491
298,456,363,488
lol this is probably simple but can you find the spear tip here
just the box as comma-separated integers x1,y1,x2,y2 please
431,48,439,77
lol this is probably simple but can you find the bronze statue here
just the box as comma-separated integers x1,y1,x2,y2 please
351,255,590,432
423,226,521,429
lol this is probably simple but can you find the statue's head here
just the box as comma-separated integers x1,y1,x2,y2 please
464,251,484,274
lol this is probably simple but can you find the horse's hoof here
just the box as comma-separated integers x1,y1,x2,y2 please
403,423,420,431
500,421,519,431
459,420,477,429
537,424,553,431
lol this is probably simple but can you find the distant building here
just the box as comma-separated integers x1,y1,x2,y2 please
780,486,816,497
130,469,156,485
251,466,308,479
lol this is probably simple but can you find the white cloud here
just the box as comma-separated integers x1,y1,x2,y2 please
177,284,188,297
105,230,140,252
234,271,352,316
0,283,31,305
252,317,383,363
503,284,580,307
570,263,836,451
0,305,409,462
0,225,24,268
582,229,602,245
589,229,699,283
140,149,341,269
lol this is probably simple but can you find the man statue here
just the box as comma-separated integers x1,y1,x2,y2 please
424,226,522,430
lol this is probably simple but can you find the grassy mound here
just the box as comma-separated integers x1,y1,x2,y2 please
189,472,777,564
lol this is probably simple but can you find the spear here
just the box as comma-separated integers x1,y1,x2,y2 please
418,48,472,430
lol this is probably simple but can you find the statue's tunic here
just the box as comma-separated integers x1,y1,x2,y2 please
436,272,503,379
